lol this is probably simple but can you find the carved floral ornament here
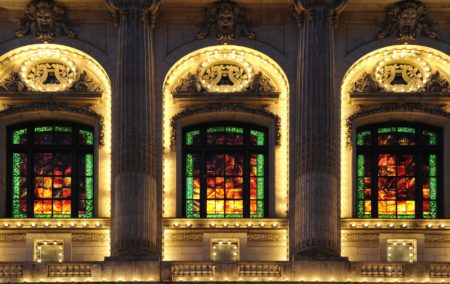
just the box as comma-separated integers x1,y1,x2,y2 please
196,0,255,44
16,0,76,43
348,48,450,94
170,50,278,95
0,47,103,93
377,0,437,43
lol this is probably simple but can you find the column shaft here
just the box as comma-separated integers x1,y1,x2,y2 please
293,2,345,258
109,2,159,258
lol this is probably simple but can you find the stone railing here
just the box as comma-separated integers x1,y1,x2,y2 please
429,264,450,278
48,264,92,277
171,263,215,277
0,264,23,278
360,263,404,277
238,263,282,277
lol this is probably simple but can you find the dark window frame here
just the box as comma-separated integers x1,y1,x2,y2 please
7,120,95,218
356,122,443,219
182,122,269,218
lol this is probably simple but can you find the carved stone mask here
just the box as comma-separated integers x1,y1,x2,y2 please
399,8,418,33
217,9,234,33
36,7,54,32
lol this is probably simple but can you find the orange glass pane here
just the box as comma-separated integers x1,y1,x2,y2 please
62,188,71,198
378,201,387,214
53,177,63,188
378,154,388,166
193,187,200,199
378,189,387,200
226,188,242,199
215,177,224,189
250,166,257,176
250,200,257,214
364,200,371,214
397,201,406,214
43,177,52,188
193,178,200,189
64,166,72,176
215,189,224,199
42,200,52,213
250,188,257,199
406,201,415,214
34,188,44,198
42,188,52,198
207,188,215,199
423,188,430,200
387,201,396,214
207,178,215,188
63,177,71,187
207,200,215,214
34,201,43,213
250,177,257,189
62,200,71,213
53,200,62,213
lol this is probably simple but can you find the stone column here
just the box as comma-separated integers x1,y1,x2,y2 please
292,0,347,258
106,0,160,259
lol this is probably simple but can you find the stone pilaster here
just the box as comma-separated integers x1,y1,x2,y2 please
292,0,347,258
106,0,160,259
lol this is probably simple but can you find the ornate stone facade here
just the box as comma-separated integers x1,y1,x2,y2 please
0,0,448,283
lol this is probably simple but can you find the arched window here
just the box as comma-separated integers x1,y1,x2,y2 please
8,121,95,218
356,123,441,219
182,123,268,218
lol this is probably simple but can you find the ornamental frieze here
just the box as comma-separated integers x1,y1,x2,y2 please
72,233,109,242
196,0,255,44
16,0,77,42
0,233,26,242
341,233,379,242
377,0,437,43
247,232,281,242
425,234,450,242
166,233,203,242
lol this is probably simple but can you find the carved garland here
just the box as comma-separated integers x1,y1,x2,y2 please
345,103,450,148
0,102,105,147
170,103,281,149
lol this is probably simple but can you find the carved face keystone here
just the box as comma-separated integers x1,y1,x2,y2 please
36,8,53,32
399,8,417,32
218,9,234,32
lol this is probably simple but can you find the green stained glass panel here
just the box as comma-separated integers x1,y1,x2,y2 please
423,130,437,146
397,127,415,134
429,155,437,176
257,154,264,176
12,153,26,218
186,177,194,199
250,130,265,146
378,127,396,134
13,129,27,145
85,154,94,176
185,130,200,146
357,130,371,146
186,154,193,176
257,178,264,199
55,127,72,132
80,130,94,145
34,126,53,132
357,155,364,177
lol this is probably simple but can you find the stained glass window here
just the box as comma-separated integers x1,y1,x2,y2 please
9,122,95,218
356,124,441,219
183,123,267,218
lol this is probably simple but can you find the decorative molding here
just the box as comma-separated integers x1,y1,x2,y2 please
247,233,281,242
170,103,281,149
16,0,76,42
345,103,449,148
171,264,215,277
350,72,383,93
166,233,203,242
196,0,255,44
0,233,26,242
421,71,450,93
360,264,404,277
0,264,23,278
425,234,450,242
238,263,281,277
0,72,28,92
69,71,104,93
341,233,378,242
105,0,160,25
0,102,105,147
72,233,109,242
48,264,91,277
377,0,437,43
429,264,450,278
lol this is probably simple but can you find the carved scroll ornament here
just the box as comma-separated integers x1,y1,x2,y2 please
196,0,255,44
377,0,437,42
16,0,76,42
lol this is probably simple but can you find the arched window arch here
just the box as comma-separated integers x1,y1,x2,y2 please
8,121,95,218
356,122,442,219
182,122,268,218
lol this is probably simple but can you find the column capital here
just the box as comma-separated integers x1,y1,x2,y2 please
106,0,160,24
293,0,347,12
293,0,347,28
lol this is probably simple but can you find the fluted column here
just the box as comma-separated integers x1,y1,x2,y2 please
106,0,160,259
292,0,347,258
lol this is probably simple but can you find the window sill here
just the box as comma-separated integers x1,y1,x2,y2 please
163,218,287,230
